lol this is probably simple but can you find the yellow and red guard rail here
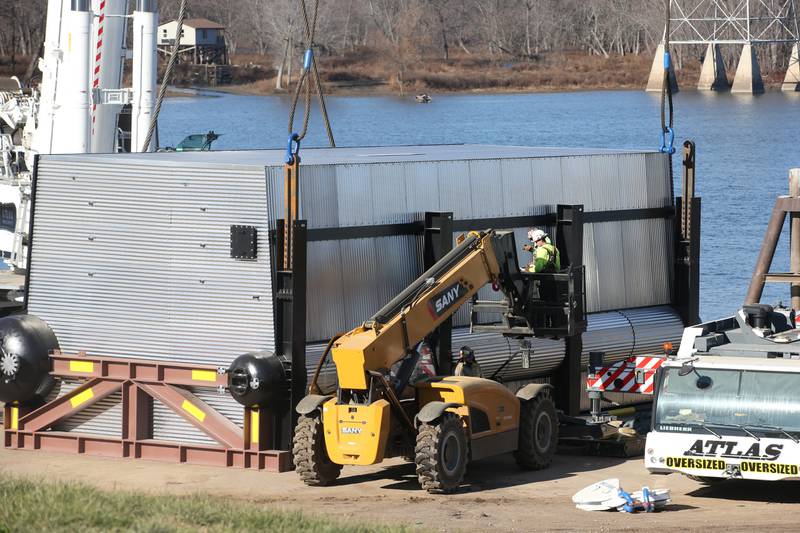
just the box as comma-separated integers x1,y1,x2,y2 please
50,350,229,388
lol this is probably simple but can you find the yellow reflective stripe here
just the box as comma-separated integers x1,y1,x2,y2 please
10,405,18,430
70,388,94,408
191,369,217,383
181,400,206,422
69,360,94,373
251,408,260,444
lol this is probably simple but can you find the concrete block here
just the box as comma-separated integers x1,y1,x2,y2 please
646,43,679,93
697,43,729,91
782,43,800,92
731,44,764,94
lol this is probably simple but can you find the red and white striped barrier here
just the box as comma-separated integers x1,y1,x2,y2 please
586,355,666,395
91,0,107,134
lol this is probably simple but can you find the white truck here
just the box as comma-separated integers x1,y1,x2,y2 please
646,304,800,482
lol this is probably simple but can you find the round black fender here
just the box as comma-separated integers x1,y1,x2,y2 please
227,351,289,407
0,314,59,405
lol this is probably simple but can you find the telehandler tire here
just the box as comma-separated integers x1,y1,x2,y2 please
514,393,558,470
293,413,342,486
415,413,468,494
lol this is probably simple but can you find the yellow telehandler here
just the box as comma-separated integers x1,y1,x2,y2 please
293,229,584,493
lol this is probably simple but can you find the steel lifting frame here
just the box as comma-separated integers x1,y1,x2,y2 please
2,351,291,471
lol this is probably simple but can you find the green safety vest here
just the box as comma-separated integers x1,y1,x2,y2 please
531,242,561,273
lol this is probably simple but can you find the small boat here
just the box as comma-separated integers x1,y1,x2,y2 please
414,93,432,103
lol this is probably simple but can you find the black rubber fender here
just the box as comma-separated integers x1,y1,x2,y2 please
515,383,553,402
295,394,333,415
415,401,462,427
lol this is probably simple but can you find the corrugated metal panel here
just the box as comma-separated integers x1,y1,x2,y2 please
468,160,505,218
591,222,628,310
645,152,673,206
152,387,243,445
54,379,122,437
528,157,564,212
616,154,649,210
587,155,622,210
28,159,275,365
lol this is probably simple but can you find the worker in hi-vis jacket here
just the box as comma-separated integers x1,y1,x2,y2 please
523,228,561,273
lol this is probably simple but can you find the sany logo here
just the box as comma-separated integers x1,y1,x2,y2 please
341,426,362,435
685,439,783,461
428,282,465,318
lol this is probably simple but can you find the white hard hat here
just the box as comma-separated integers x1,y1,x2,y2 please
528,229,547,242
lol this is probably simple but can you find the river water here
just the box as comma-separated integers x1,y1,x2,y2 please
160,89,800,322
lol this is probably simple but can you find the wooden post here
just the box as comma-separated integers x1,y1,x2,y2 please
745,201,788,305
790,169,800,310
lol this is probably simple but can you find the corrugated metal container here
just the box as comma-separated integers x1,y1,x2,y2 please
28,158,275,364
26,145,679,443
263,146,673,341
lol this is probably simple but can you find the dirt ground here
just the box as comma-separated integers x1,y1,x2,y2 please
1,446,799,532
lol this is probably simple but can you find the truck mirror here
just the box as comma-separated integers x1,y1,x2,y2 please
678,362,694,376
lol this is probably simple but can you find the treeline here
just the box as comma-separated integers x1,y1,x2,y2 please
1,1,665,63
2,1,795,89
165,0,670,89
163,0,666,59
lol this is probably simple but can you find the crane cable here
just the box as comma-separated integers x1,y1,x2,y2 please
285,0,335,164
660,0,676,155
142,0,188,152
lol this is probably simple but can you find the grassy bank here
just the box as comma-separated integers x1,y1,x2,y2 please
0,50,659,96
3,48,787,96
222,50,657,96
0,475,407,533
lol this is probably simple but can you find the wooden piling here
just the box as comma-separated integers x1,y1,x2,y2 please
791,169,800,310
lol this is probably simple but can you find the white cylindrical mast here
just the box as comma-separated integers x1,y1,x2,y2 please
32,0,72,155
54,0,92,153
131,0,158,152
90,0,131,153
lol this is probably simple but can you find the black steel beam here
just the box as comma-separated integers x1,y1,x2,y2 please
271,219,308,451
555,205,584,269
303,207,673,243
553,335,583,416
22,154,39,311
674,196,702,325
551,204,585,416
423,212,454,375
